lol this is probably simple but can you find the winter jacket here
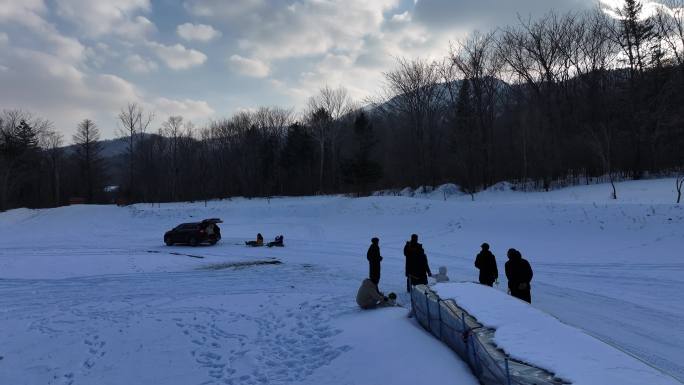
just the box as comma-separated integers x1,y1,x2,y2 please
505,253,533,291
367,244,382,284
404,241,432,280
356,279,385,309
475,250,498,284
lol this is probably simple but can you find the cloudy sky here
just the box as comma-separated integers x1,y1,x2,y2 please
0,0,647,139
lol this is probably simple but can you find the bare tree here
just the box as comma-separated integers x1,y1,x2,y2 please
499,12,577,188
117,103,154,201
43,130,63,206
589,123,618,199
161,116,184,201
378,58,446,186
448,30,504,188
306,86,355,192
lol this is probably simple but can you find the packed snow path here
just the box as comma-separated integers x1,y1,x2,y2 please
1,178,683,384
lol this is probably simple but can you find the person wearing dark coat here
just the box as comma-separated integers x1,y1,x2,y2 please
367,237,382,286
505,248,533,303
475,243,498,286
404,234,432,292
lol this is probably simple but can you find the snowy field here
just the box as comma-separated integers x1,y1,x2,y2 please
1,178,683,384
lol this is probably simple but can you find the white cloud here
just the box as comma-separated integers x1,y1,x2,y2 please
184,0,265,19
152,97,215,121
0,0,85,63
0,0,48,31
0,1,215,138
392,11,412,22
599,0,669,20
149,42,207,70
228,54,270,78
177,23,221,42
117,15,156,39
125,54,158,73
188,0,400,60
54,0,154,39
0,33,215,138
0,46,140,136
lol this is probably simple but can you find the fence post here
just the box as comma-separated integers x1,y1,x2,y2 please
470,333,479,371
461,312,468,356
410,286,415,314
424,290,431,332
505,358,512,385
437,299,442,340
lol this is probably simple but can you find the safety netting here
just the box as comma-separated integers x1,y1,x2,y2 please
410,285,570,385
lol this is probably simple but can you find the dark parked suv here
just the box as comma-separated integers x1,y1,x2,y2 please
164,218,222,246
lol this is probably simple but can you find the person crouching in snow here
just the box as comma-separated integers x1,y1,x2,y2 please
433,266,450,283
356,279,396,309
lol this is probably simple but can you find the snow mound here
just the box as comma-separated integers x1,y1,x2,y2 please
0,207,40,227
429,183,462,198
399,187,414,197
373,184,463,200
485,181,515,192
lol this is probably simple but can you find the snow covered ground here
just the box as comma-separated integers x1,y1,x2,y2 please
1,178,683,384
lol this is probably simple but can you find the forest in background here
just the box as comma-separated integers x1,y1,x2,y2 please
2,0,684,211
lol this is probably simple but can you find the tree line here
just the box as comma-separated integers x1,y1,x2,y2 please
1,0,683,211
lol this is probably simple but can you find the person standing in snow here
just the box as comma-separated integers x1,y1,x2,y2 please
356,279,396,309
367,237,382,286
404,234,432,292
475,243,498,286
505,248,533,303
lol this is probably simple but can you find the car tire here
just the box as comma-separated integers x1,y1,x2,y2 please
189,237,198,247
209,240,217,245
164,236,173,246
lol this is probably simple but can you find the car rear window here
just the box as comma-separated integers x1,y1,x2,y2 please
177,223,199,230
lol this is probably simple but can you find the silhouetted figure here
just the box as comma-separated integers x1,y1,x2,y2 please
367,237,382,285
246,233,264,247
475,243,498,286
404,234,432,292
505,248,533,303
267,235,284,247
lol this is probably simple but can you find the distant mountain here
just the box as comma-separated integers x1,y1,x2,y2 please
367,77,510,117
62,133,156,158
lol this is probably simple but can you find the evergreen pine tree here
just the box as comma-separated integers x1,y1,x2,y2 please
451,79,480,198
342,112,382,194
73,119,106,203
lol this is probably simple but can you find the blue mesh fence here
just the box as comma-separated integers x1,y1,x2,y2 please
410,285,568,385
